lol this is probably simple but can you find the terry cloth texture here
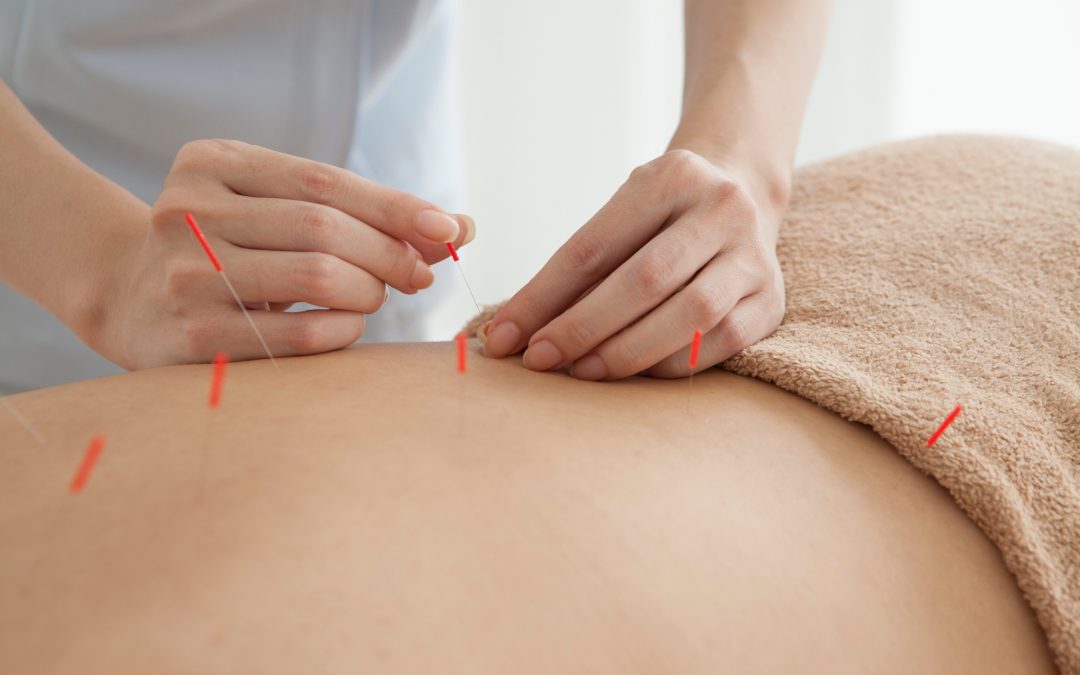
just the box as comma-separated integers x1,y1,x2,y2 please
468,136,1080,673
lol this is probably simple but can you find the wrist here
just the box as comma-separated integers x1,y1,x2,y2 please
67,200,150,359
43,181,151,361
0,81,151,364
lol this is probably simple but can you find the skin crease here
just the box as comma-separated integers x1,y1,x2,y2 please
2,0,829,378
0,343,1055,674
0,79,475,369
481,0,835,380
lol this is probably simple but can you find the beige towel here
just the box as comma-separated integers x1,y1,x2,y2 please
471,136,1080,673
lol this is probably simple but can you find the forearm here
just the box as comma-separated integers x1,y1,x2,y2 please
0,79,148,346
670,0,833,222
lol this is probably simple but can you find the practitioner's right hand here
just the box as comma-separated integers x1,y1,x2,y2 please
100,139,475,369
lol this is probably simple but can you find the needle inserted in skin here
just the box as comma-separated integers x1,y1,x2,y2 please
209,352,228,408
687,329,702,410
456,332,467,374
184,212,278,372
455,331,468,436
446,242,482,315
70,435,106,494
2,397,44,444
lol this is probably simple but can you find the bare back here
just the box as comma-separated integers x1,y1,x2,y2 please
0,343,1054,673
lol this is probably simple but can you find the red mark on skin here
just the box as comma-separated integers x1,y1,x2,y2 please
689,330,702,368
70,435,106,494
185,212,223,272
209,352,229,409
926,405,962,447
446,242,460,262
456,332,467,373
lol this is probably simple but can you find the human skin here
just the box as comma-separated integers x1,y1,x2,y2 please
483,0,834,381
0,342,1054,673
2,0,830,377
0,79,473,369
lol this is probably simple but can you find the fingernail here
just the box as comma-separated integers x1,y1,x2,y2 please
570,354,607,381
410,259,434,290
476,320,492,345
522,340,563,371
454,214,476,246
415,209,460,243
484,320,522,358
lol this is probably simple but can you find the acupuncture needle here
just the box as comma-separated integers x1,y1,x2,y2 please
687,329,702,411
2,396,44,444
456,331,467,436
446,242,482,315
184,212,279,371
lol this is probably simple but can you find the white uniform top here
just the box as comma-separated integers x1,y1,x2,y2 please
0,0,462,392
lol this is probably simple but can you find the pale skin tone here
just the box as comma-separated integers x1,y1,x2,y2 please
0,0,831,378
0,80,474,368
481,0,834,379
0,343,1055,673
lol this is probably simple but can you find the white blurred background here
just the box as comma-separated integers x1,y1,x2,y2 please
428,0,1080,336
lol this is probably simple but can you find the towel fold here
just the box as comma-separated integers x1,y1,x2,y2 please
725,135,1080,673
470,135,1080,673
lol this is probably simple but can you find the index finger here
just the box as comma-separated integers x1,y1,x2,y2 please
481,168,674,359
181,139,471,263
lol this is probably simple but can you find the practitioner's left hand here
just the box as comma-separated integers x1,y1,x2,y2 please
479,149,786,380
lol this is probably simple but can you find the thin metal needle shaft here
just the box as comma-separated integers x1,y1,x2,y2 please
219,271,279,372
2,397,44,444
456,264,483,315
446,242,482,315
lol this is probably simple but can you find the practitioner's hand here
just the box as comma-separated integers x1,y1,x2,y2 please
101,139,475,369
479,149,785,380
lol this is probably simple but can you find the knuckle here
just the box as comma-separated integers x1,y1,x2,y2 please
387,240,418,284
360,283,388,313
150,188,193,231
175,138,236,170
285,320,325,353
294,254,340,299
630,253,676,299
762,289,786,331
700,178,755,229
720,314,752,353
180,319,213,357
655,149,707,201
299,164,341,203
174,140,206,168
297,205,339,247
684,285,726,326
661,148,699,170
735,239,773,284
718,180,755,217
563,315,596,351
628,161,655,185
562,231,607,277
662,148,703,179
605,340,647,376
162,261,202,298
